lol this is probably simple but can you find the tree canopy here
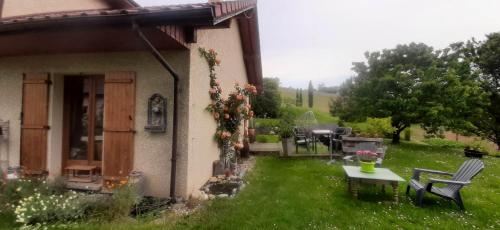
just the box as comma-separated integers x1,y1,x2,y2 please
466,33,500,149
251,77,282,118
332,42,487,144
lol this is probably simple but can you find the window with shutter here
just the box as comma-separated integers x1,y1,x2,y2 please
102,72,136,179
21,73,50,173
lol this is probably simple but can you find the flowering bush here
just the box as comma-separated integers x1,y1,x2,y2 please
200,47,258,168
0,178,64,215
356,150,378,162
14,191,84,225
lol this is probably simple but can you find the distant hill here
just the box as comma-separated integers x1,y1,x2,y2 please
280,87,337,113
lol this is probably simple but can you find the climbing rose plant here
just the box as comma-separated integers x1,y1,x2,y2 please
199,48,257,168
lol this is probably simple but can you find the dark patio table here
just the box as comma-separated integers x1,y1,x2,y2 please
311,129,333,155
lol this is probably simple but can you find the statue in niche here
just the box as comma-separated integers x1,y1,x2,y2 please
145,94,167,133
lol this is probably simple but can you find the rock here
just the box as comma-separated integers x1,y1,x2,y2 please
228,175,238,180
217,175,226,180
231,188,238,195
209,177,218,183
204,187,210,193
201,192,209,201
191,190,203,200
217,194,229,198
208,194,216,200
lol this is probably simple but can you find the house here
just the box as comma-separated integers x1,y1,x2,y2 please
0,0,262,199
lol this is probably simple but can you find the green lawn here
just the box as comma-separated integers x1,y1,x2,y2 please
168,142,499,229
255,134,280,143
2,142,499,229
0,213,17,229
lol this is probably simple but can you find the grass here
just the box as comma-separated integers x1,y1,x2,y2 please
0,213,17,229
2,142,499,229
254,118,280,129
255,134,280,143
422,138,467,149
168,142,499,229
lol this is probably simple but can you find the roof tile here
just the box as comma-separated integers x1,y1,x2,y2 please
0,0,257,25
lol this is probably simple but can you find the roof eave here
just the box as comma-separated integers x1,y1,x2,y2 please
0,8,215,34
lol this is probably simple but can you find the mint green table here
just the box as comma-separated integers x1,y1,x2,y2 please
342,166,405,203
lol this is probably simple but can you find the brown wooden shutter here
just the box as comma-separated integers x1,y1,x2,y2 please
21,73,50,173
103,72,136,179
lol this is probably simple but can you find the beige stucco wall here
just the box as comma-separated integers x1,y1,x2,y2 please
2,0,110,18
183,19,249,196
0,51,190,198
0,18,250,199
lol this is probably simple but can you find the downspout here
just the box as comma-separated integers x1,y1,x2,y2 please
132,22,180,200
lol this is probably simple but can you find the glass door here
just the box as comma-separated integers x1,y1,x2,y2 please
64,76,104,168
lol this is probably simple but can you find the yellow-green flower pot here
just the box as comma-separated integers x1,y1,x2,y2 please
360,161,376,173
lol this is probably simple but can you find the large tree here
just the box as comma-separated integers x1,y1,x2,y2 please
339,42,485,143
351,43,439,143
251,77,281,118
465,33,500,150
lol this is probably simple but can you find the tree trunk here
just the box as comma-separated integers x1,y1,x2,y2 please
392,127,406,144
496,132,500,151
392,131,401,144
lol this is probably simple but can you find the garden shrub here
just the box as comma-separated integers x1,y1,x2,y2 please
14,191,84,225
251,77,281,118
365,117,395,138
352,117,395,138
3,178,143,227
0,179,54,214
277,106,296,139
109,184,143,219
80,184,142,221
255,118,280,134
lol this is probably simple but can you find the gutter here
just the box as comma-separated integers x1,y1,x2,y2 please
133,21,180,200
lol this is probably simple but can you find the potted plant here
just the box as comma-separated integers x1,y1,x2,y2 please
356,150,378,173
279,123,294,157
464,141,487,158
278,107,295,157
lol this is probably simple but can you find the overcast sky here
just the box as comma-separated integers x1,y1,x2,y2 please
136,0,500,88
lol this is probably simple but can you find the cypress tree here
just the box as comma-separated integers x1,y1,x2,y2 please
295,88,300,106
299,89,303,106
308,81,314,108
